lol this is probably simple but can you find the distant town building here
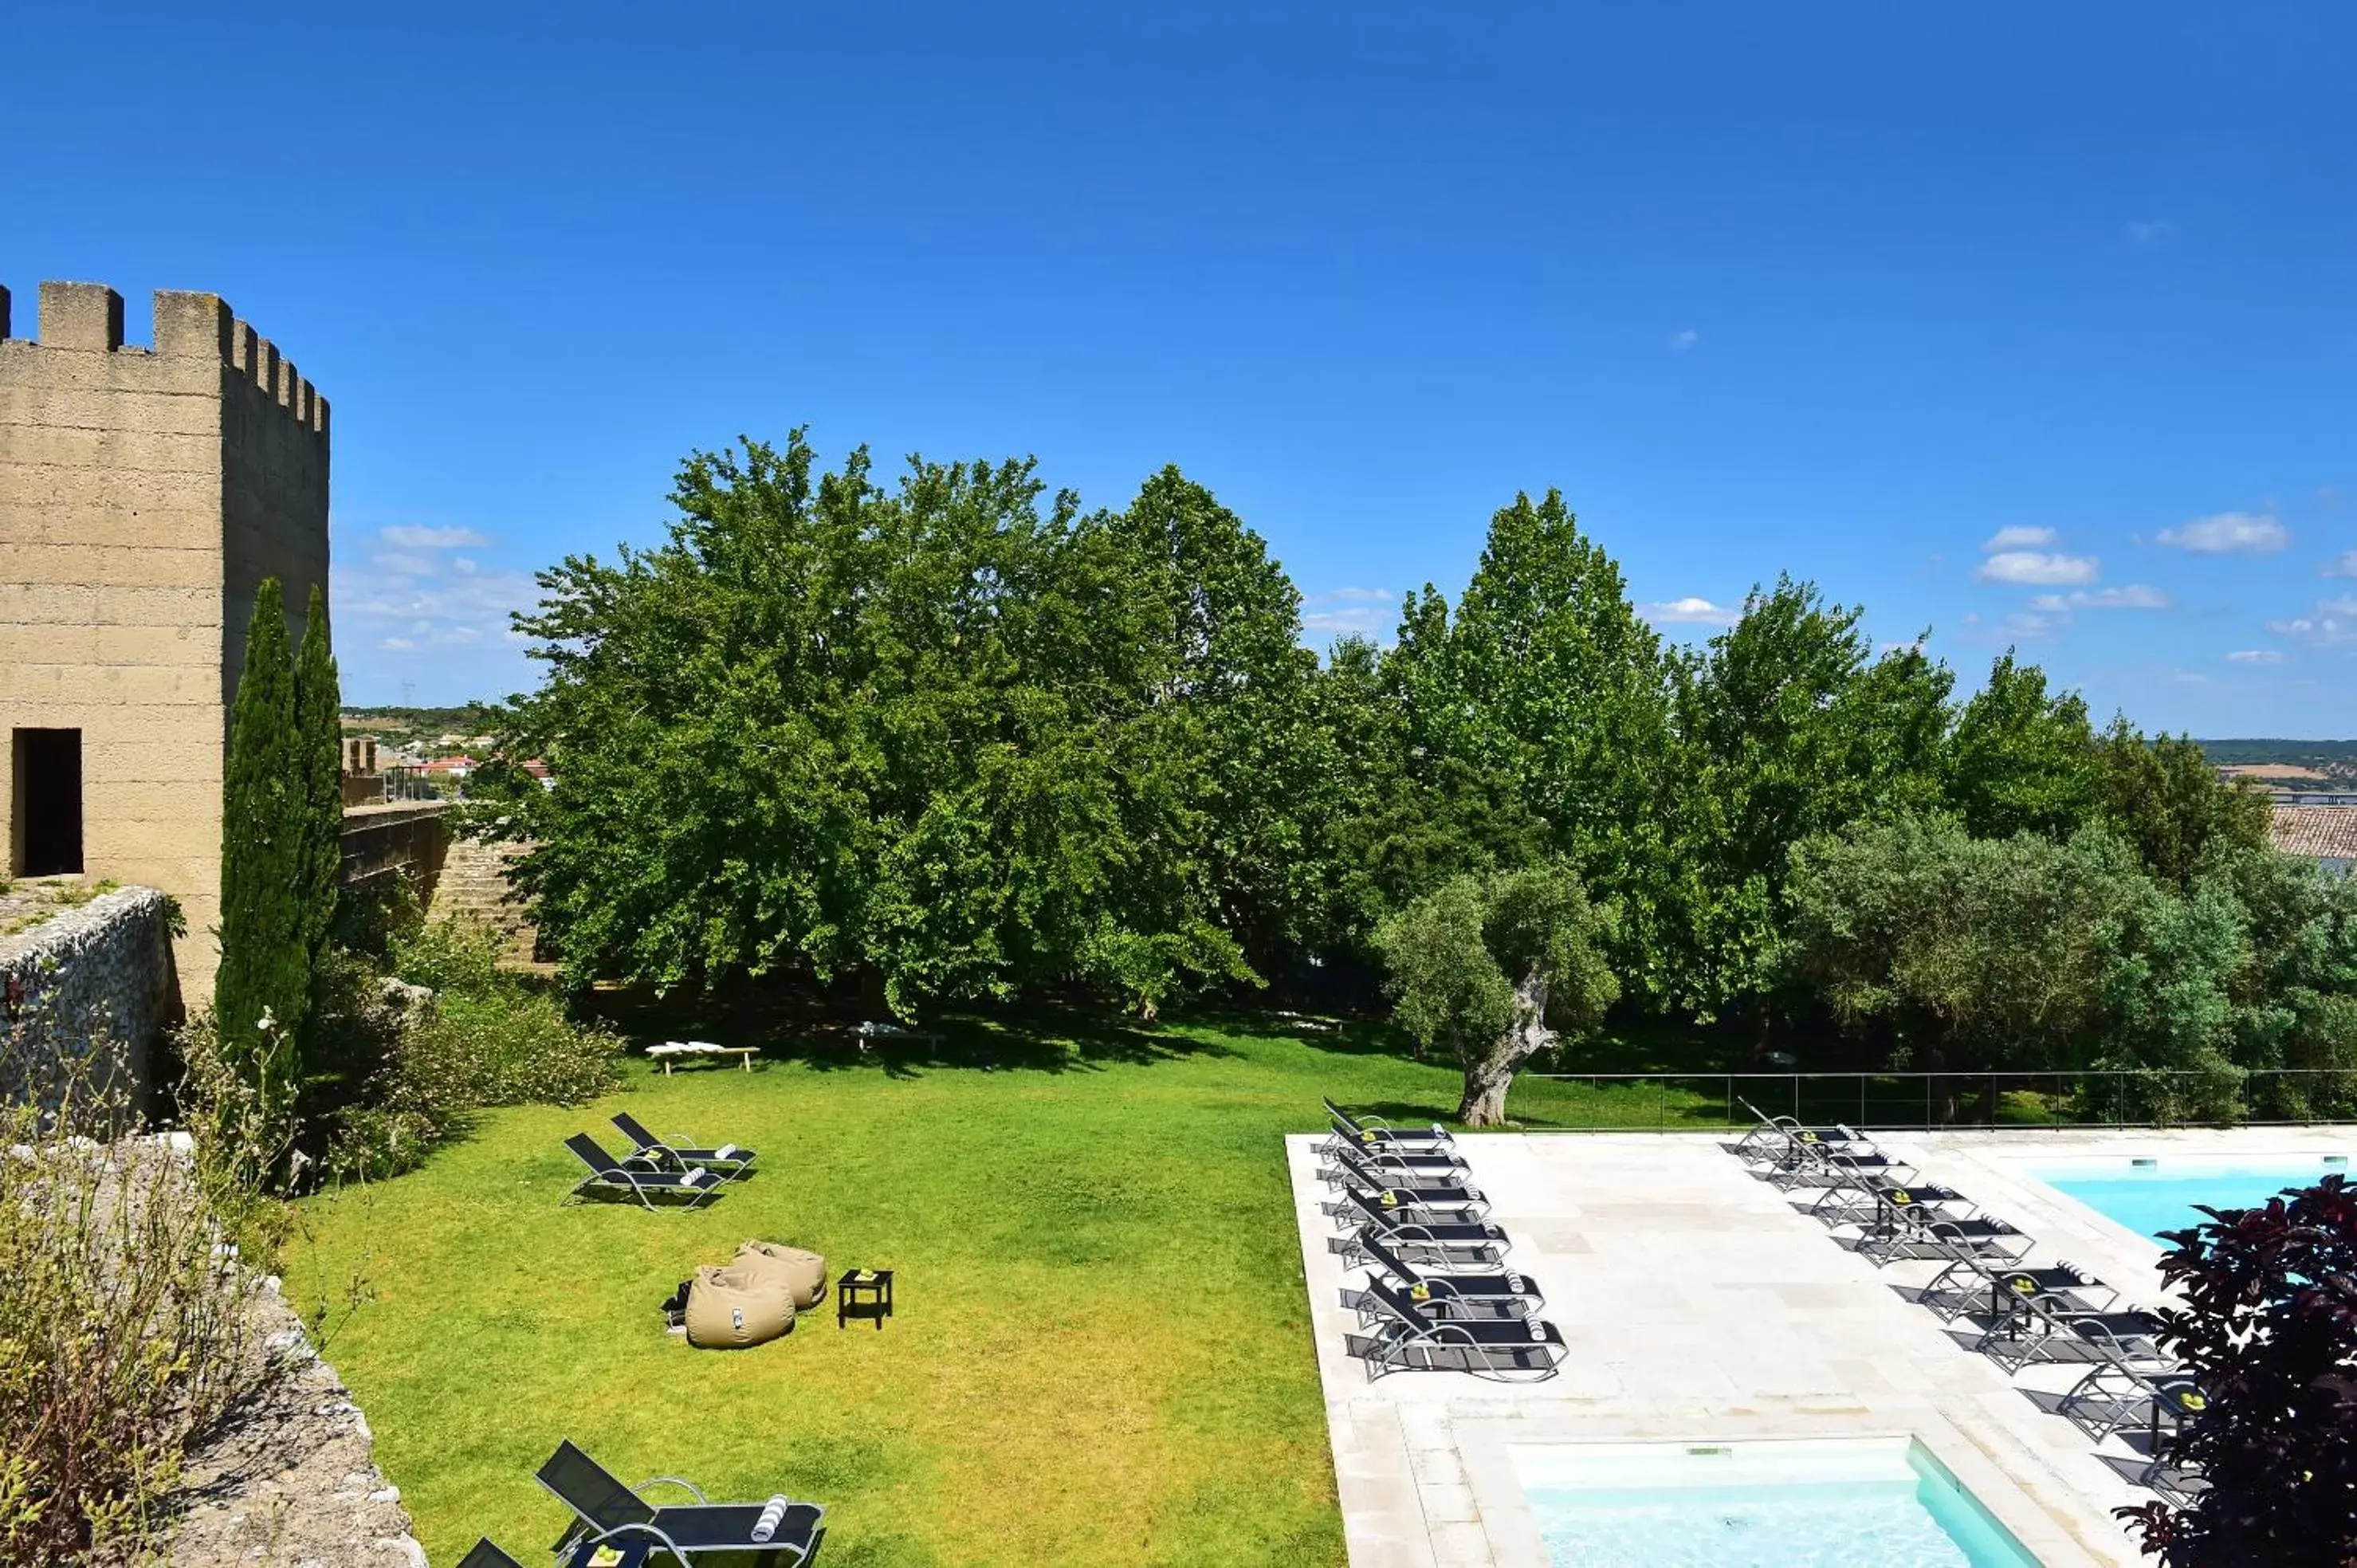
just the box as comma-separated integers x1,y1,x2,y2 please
2270,805,2357,878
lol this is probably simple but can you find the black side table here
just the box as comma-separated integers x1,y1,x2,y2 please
838,1267,894,1330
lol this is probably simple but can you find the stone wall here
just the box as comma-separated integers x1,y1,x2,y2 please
0,280,330,1008
426,834,543,964
341,800,450,904
0,884,179,1118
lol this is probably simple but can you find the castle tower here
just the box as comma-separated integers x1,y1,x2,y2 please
0,281,330,1006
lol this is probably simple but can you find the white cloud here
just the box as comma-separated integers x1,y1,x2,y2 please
1669,329,1698,352
2124,219,2178,246
453,556,479,575
1306,587,1393,603
2157,512,2288,554
2226,649,2283,665
2266,595,2357,646
380,525,493,549
1302,607,1391,636
1977,551,2100,586
1638,595,1738,626
2001,611,2058,641
370,552,437,578
2323,550,2357,578
1982,525,2059,552
379,636,418,651
2027,584,2171,611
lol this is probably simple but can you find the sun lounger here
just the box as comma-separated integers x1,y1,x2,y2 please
564,1134,726,1209
1811,1173,1965,1228
1330,1208,1512,1269
458,1542,527,1568
1342,1233,1542,1323
1319,1148,1487,1212
1978,1294,2174,1377
1857,1207,2032,1269
1322,1179,1491,1228
2055,1330,2207,1444
1769,1131,1915,1192
1345,1278,1565,1382
1734,1098,1871,1159
537,1440,826,1567
1323,1097,1455,1154
612,1111,758,1176
1919,1254,2115,1327
1318,1142,1472,1185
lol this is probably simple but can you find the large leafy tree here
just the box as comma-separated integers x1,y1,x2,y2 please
1662,579,1953,1024
1784,814,2145,1076
216,580,310,1118
2119,1176,2357,1566
1946,653,2099,839
484,433,1252,1017
1373,861,1618,1125
2093,720,2273,889
1393,492,1676,994
1099,468,1330,972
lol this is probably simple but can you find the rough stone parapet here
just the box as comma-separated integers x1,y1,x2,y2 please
0,883,178,1118
166,1274,426,1568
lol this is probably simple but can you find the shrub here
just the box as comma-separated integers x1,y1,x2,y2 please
323,916,623,1180
0,1026,293,1563
2119,1175,2357,1565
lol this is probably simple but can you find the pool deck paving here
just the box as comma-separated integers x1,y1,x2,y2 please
1290,1124,2357,1567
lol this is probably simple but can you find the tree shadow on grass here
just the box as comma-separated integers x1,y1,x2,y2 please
579,984,1235,1080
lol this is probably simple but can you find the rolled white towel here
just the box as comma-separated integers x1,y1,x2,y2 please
751,1495,790,1543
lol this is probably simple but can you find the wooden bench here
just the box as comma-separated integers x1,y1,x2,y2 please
644,1041,760,1075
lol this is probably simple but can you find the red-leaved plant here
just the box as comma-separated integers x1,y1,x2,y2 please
2119,1173,2357,1567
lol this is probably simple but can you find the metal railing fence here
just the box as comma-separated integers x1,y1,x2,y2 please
1505,1067,2357,1132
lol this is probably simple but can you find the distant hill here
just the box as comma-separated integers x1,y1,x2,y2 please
342,705,497,745
2198,738,2357,780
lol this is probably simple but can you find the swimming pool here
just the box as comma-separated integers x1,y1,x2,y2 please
2038,1153,2351,1242
1512,1437,2041,1567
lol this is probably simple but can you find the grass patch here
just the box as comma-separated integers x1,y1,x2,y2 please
289,1010,1711,1564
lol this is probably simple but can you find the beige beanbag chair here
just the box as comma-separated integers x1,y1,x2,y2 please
683,1263,794,1349
734,1240,828,1310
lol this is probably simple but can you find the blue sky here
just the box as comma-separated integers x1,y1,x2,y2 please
6,5,2352,733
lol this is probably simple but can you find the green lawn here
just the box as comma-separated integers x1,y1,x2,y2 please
289,1011,1704,1566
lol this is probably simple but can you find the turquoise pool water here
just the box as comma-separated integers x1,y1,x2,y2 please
2040,1155,2350,1241
1515,1440,2040,1567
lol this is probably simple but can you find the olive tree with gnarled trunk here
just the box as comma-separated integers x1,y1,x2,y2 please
1374,862,1618,1126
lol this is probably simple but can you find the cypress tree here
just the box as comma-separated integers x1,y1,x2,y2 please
216,579,308,1121
293,585,344,1000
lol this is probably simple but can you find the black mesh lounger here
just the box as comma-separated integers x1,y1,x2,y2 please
1813,1176,1965,1229
537,1440,827,1567
1333,1185,1490,1233
2056,1335,2207,1444
1978,1297,2171,1377
1920,1256,2115,1327
1323,1097,1455,1153
1860,1210,2031,1269
1734,1098,1870,1159
1330,1213,1511,1269
1345,1279,1565,1382
458,1542,527,1568
564,1134,726,1210
1321,1144,1479,1193
612,1111,759,1175
1769,1134,1913,1193
1318,1142,1472,1185
1344,1234,1542,1323
1323,1181,1491,1228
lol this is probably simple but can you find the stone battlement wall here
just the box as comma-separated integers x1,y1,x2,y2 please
0,885,179,1120
0,279,330,1006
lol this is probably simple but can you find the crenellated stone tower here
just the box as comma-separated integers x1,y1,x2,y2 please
0,280,330,1005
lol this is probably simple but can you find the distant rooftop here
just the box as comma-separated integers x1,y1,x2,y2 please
2270,804,2357,862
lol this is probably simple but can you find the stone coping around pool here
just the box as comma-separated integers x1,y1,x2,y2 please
1287,1131,2139,1568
